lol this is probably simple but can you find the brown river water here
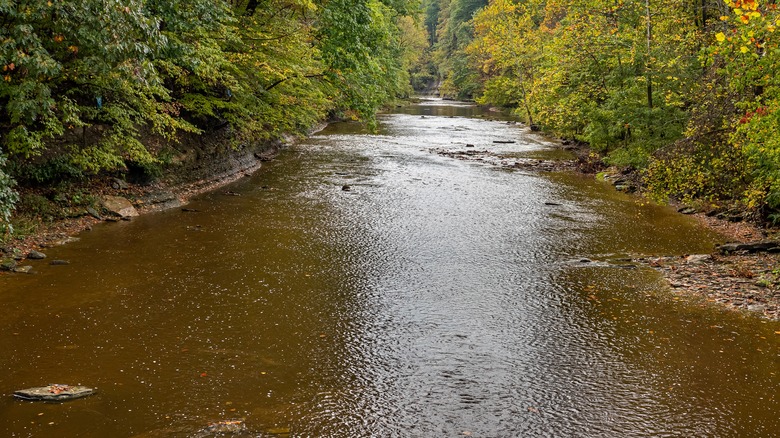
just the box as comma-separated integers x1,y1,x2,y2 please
1,99,779,437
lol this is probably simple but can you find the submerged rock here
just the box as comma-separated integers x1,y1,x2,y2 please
12,265,33,274
192,420,251,437
13,384,96,402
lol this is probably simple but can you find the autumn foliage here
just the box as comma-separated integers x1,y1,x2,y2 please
0,0,425,232
427,0,780,221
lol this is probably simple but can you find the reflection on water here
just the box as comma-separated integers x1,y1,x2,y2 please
1,99,779,437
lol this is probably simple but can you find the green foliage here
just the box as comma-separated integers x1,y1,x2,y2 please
707,0,780,211
1,0,424,232
645,138,750,205
0,150,18,234
431,0,487,99
429,0,780,215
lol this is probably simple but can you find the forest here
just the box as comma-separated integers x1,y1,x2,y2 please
0,0,427,233
2,0,780,235
423,0,780,223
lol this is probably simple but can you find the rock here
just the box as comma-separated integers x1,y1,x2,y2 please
466,144,475,148
685,254,711,264
50,237,80,246
143,190,177,204
86,206,102,220
614,184,637,193
545,202,562,206
342,185,351,191
678,207,697,215
200,420,248,435
141,191,182,211
110,178,129,190
50,260,71,266
13,384,96,402
1,259,17,271
254,151,275,162
27,250,46,260
747,303,767,313
716,211,745,222
718,241,780,253
12,265,33,274
101,195,138,218
493,140,516,144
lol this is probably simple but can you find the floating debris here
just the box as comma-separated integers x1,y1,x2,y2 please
14,384,96,402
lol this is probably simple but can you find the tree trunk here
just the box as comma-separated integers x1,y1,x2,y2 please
646,0,653,110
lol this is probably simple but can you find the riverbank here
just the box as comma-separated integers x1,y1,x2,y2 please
0,134,288,264
427,130,780,321
635,214,780,320
4,113,780,322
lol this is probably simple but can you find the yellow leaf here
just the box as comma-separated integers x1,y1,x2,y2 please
741,46,749,53
716,32,726,42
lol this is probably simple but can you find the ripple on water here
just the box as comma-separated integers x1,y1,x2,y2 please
0,100,778,437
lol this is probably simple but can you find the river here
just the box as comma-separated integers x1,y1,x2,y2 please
1,99,779,437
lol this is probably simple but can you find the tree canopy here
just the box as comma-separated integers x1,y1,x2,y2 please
425,0,780,221
0,0,426,229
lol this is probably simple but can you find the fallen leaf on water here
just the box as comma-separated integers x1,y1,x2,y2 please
200,372,208,378
527,407,539,413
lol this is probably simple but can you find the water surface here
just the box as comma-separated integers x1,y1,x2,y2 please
1,99,778,437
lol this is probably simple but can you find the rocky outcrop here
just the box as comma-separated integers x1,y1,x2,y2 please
101,195,139,218
717,241,780,254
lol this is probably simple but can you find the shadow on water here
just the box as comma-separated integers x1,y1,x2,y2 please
0,98,778,437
